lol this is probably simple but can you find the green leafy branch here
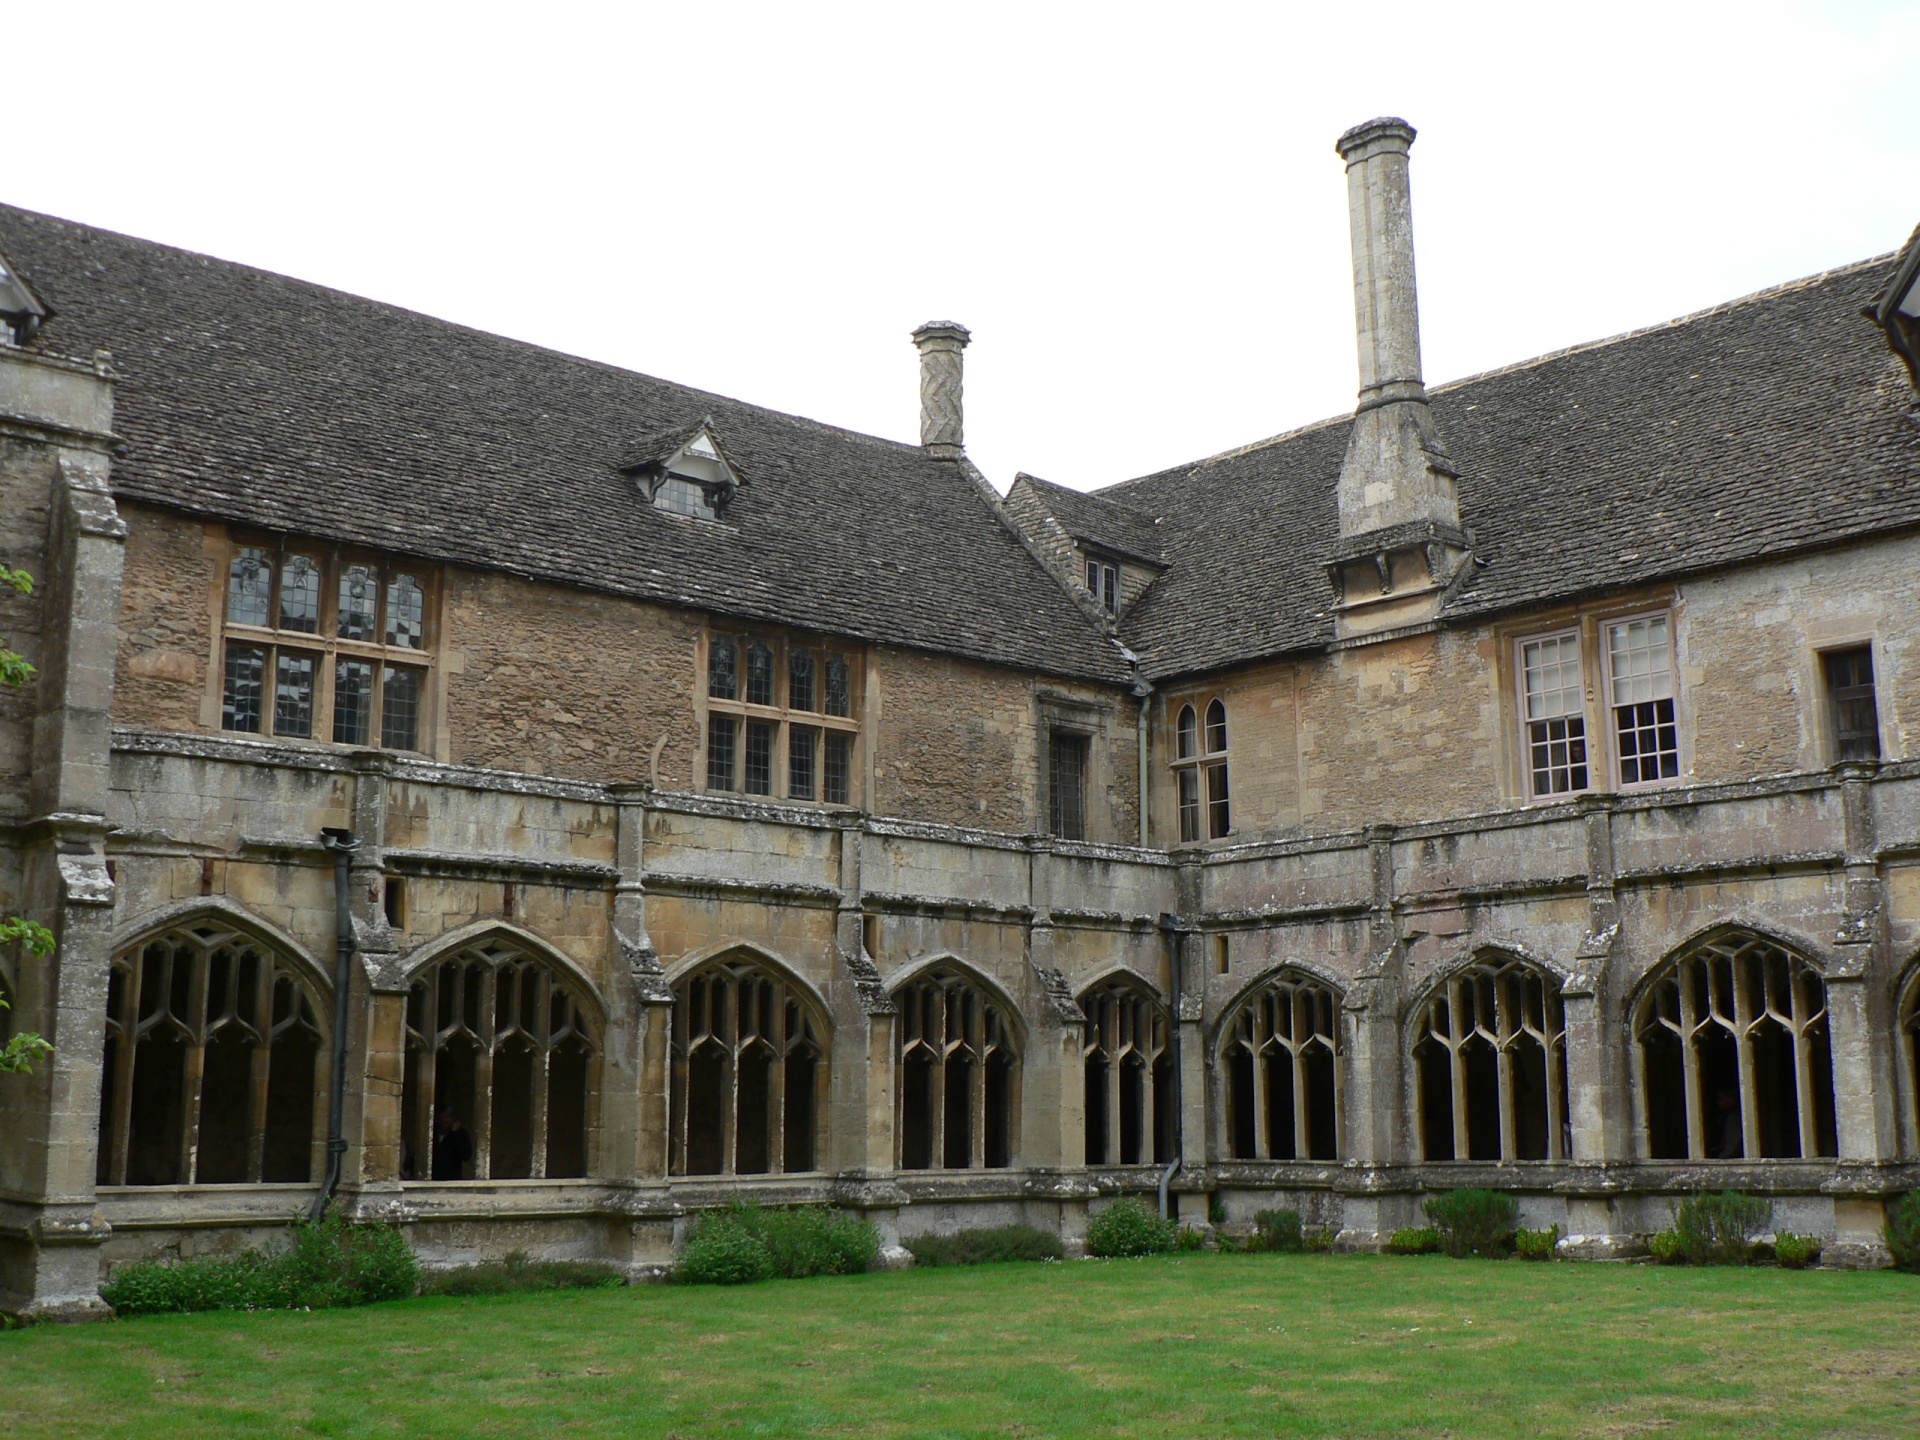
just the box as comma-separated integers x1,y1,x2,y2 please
2,563,52,1073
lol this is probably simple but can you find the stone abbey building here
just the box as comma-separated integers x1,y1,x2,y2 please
4,118,1920,1316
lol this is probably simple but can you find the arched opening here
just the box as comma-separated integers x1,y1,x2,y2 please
403,934,599,1181
1220,971,1342,1162
1412,955,1569,1163
1080,976,1171,1167
1633,931,1837,1161
669,955,826,1177
896,966,1019,1170
97,919,325,1186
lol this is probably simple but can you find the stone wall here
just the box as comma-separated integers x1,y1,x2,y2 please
112,503,213,737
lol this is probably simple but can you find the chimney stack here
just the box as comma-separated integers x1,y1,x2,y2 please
1331,117,1458,540
912,321,970,459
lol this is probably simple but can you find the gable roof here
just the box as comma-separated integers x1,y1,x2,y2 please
1102,253,1920,681
0,203,1130,685
1012,472,1168,567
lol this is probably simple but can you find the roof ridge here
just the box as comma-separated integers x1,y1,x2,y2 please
0,200,931,461
1430,251,1899,396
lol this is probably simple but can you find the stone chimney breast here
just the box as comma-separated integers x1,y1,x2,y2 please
912,321,970,459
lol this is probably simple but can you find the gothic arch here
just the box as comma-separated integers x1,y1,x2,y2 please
884,952,1029,1046
1407,946,1570,1163
1216,965,1343,1163
1631,925,1837,1162
889,957,1021,1171
400,924,601,1182
1896,955,1920,1155
668,944,832,1177
99,908,329,1187
1627,917,1836,1004
665,939,833,1031
1077,970,1173,1167
112,897,334,999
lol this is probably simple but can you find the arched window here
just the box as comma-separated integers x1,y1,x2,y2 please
669,956,827,1176
1413,956,1568,1162
1223,972,1341,1161
1634,933,1837,1161
402,936,597,1181
897,967,1018,1170
1081,978,1173,1166
97,920,325,1186
1903,973,1920,1153
1172,698,1229,842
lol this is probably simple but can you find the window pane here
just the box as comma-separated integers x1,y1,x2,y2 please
746,642,774,706
1205,699,1228,754
227,548,271,627
273,650,316,738
1528,717,1589,795
338,564,379,642
1103,566,1117,614
1522,634,1588,795
789,725,818,800
333,660,374,745
744,720,775,795
1522,634,1583,719
1177,766,1200,843
382,665,424,750
825,655,851,717
1607,616,1672,705
1048,731,1087,841
1176,705,1197,760
1207,761,1230,839
1824,647,1881,762
385,574,426,649
824,731,852,805
654,475,716,519
222,644,267,733
278,555,321,633
789,648,816,711
1616,698,1679,784
709,637,738,700
707,714,737,791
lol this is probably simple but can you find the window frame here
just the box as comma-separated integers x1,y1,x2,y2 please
700,627,862,808
216,535,438,756
1169,695,1230,843
1819,643,1882,764
1513,627,1593,803
1047,727,1091,841
1599,609,1683,791
1084,553,1120,615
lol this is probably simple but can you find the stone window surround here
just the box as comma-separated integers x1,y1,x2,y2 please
1169,693,1231,843
1497,594,1688,805
1033,690,1119,844
696,624,864,808
203,529,445,759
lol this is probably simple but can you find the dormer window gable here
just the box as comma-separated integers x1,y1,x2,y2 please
618,417,747,522
0,245,53,346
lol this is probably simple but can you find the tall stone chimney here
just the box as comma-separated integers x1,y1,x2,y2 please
912,321,970,459
1326,118,1467,634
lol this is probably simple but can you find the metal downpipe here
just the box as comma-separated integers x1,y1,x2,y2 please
1157,911,1183,1221
310,827,359,1223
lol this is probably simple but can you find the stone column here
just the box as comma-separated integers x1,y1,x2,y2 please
1020,839,1096,1246
1,347,121,1320
1334,825,1409,1251
911,322,970,460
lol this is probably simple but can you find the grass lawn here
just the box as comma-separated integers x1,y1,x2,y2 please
3,1252,1917,1439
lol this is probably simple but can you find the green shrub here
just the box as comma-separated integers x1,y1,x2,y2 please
1885,1191,1920,1273
1385,1226,1442,1256
1208,1196,1227,1225
1668,1191,1772,1266
904,1224,1063,1267
1087,1197,1176,1258
1303,1226,1334,1253
1774,1232,1821,1270
757,1204,880,1279
1251,1209,1304,1253
678,1212,773,1285
1513,1225,1560,1261
1648,1228,1687,1265
1423,1189,1520,1259
102,1217,419,1316
1175,1225,1207,1252
422,1252,625,1296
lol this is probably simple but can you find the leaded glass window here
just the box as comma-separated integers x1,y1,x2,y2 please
1048,730,1088,841
789,725,818,801
223,645,266,733
745,720,775,796
707,715,737,791
1172,697,1229,842
382,665,424,751
746,642,774,706
278,555,321,633
824,731,852,806
274,651,316,738
825,655,851,717
709,637,738,701
334,660,373,745
704,630,859,806
789,649,815,711
385,574,426,649
338,564,378,642
227,548,271,627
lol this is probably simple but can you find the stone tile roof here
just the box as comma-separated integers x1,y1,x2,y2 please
0,204,1131,684
1104,254,1920,680
1013,472,1168,566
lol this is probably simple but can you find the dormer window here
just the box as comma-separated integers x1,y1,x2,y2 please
618,417,745,522
1084,554,1119,614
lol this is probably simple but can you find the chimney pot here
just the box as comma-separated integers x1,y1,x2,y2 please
912,320,970,458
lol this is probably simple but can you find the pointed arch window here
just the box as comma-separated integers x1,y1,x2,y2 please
1413,957,1569,1162
97,921,325,1186
1081,978,1173,1166
1222,973,1341,1161
669,956,827,1176
1634,933,1837,1161
1172,698,1229,843
897,968,1018,1170
1902,974,1920,1153
402,936,598,1182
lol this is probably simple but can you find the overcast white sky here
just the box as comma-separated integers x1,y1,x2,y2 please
10,2,1918,492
